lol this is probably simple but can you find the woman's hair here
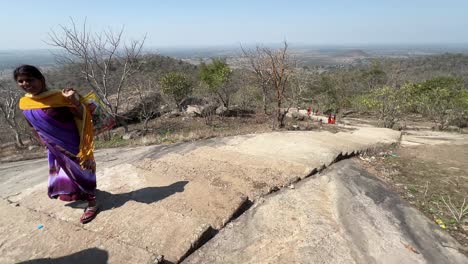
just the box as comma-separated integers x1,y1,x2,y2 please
13,65,46,86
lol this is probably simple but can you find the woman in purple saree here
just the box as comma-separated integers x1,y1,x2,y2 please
15,65,98,224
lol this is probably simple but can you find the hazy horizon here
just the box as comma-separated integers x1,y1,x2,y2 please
1,0,468,50
1,42,467,52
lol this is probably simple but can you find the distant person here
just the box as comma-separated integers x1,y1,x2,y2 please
330,114,336,124
307,106,311,117
15,65,98,224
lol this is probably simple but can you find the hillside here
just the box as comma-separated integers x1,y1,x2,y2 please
377,53,468,84
43,54,198,93
0,50,57,75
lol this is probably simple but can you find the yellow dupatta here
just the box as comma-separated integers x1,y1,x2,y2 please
19,90,95,166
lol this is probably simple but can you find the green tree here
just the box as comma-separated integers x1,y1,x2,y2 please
453,89,468,127
160,72,193,110
361,63,388,90
416,77,465,129
357,86,406,128
199,58,232,109
312,74,350,114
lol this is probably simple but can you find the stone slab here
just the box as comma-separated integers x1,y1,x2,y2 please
0,200,154,264
1,128,401,263
184,159,467,264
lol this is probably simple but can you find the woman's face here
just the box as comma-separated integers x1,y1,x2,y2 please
16,75,46,95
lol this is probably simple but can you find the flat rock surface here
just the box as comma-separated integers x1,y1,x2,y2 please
400,130,468,146
184,159,467,264
0,127,406,263
0,200,154,264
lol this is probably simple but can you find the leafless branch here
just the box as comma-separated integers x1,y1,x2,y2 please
442,196,468,223
0,82,25,146
47,18,146,124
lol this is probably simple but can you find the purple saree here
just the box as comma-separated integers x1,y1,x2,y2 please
23,108,96,201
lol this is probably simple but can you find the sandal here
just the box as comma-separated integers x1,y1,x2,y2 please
80,206,99,224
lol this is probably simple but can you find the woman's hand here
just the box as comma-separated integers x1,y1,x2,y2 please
62,88,80,107
63,88,84,119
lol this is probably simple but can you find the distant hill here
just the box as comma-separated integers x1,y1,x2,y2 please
0,49,58,72
44,53,199,94
2,44,468,77
334,49,369,58
377,53,468,84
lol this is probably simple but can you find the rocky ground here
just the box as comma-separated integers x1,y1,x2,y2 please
184,159,466,264
0,117,467,264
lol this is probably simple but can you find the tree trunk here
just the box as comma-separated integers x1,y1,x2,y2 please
143,119,149,133
15,131,24,147
118,116,129,133
277,99,286,128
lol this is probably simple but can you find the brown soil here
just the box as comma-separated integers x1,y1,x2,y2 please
358,142,468,254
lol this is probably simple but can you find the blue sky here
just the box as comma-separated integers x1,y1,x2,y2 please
1,0,467,49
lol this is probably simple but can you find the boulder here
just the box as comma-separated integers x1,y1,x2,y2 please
122,130,143,140
216,106,228,115
185,105,203,117
180,97,209,110
162,110,182,119
201,104,218,117
285,108,298,118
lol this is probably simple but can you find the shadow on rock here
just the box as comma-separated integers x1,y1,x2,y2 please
18,247,108,264
65,181,189,212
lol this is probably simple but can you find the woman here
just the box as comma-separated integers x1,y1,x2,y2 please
15,65,98,224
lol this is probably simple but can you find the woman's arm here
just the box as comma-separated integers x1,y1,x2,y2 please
62,88,95,171
69,102,84,119
62,88,83,119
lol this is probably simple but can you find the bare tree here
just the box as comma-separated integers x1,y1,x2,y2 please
289,69,318,108
133,79,161,132
0,82,24,146
266,42,295,127
241,45,273,114
230,68,256,113
48,18,146,129
242,42,294,128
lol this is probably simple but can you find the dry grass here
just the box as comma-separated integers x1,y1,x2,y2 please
1,114,347,161
358,143,468,253
95,114,347,148
95,115,274,148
